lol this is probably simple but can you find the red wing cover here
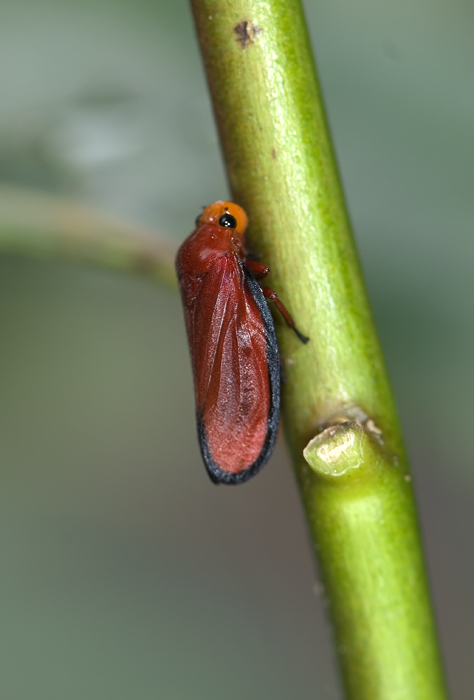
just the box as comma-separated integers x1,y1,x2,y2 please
183,255,280,484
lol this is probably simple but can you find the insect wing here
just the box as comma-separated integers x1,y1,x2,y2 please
190,256,280,484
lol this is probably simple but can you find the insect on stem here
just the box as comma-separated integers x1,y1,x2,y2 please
176,200,308,485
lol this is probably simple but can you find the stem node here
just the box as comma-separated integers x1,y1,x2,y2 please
303,420,382,485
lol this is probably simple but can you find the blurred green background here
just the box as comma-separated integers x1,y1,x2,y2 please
0,0,472,697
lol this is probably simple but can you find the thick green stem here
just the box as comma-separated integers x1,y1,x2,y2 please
304,420,442,697
190,1,447,697
0,185,177,287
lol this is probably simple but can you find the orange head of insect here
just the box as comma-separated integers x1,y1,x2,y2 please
196,201,248,254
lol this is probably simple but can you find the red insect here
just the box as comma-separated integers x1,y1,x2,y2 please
176,201,308,485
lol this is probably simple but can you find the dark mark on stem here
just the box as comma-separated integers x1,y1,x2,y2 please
234,20,262,49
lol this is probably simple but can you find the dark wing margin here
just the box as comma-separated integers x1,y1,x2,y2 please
198,258,280,485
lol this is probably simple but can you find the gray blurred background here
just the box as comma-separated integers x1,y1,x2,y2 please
0,0,472,697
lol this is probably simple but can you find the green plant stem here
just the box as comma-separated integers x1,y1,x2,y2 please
190,1,447,698
0,185,177,288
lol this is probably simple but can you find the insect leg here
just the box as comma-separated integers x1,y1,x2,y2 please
260,286,309,344
245,260,270,280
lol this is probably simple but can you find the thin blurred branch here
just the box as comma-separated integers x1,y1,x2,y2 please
0,185,177,287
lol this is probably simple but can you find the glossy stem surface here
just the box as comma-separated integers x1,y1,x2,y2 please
190,0,448,697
